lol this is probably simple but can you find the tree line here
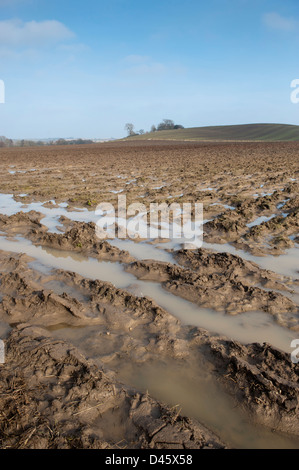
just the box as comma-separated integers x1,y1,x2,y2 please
0,136,95,148
125,119,184,137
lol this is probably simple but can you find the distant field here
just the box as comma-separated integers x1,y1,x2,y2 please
124,123,299,142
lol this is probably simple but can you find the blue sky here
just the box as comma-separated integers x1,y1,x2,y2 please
0,0,299,139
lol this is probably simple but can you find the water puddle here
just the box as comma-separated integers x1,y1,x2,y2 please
0,235,296,353
4,192,296,281
247,215,276,228
0,193,204,248
0,195,298,448
0,193,100,233
109,238,175,264
116,360,299,449
0,236,135,289
130,280,297,353
277,199,290,209
48,323,299,449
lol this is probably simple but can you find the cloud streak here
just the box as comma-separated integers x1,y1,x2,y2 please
263,12,297,32
121,55,168,76
0,19,75,47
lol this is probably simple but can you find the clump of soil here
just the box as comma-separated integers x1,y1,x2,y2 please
0,211,46,236
174,248,290,290
30,221,135,263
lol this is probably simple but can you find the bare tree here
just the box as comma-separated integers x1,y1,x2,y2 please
157,119,175,131
156,119,184,131
125,123,135,136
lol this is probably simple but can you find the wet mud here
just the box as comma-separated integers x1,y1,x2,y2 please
0,141,298,448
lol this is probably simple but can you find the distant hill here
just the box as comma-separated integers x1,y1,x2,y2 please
124,123,299,142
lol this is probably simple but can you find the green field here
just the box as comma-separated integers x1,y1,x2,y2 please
124,123,299,142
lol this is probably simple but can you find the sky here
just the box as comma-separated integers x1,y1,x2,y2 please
0,0,299,139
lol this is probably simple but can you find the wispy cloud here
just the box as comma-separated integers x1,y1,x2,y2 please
122,54,151,65
0,19,75,47
121,55,167,76
263,12,297,32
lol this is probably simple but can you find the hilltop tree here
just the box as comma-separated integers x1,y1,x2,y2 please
157,119,175,131
125,123,135,136
156,119,184,131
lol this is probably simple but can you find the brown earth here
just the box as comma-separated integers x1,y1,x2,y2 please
125,257,298,329
0,141,298,448
0,323,226,449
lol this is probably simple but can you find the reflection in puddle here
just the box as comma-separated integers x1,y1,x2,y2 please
0,237,135,289
116,360,299,449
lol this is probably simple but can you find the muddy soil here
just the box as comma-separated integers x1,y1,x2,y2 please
0,141,298,448
125,259,298,327
0,253,298,446
0,323,226,449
